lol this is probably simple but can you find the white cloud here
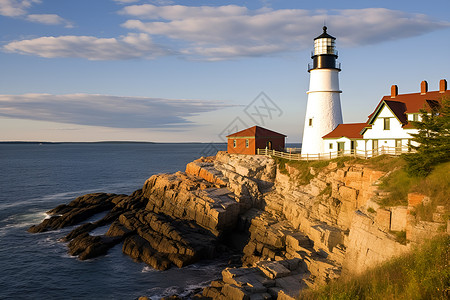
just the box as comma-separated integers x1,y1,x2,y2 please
26,14,74,28
120,5,450,60
113,0,139,4
0,93,231,128
3,33,168,60
4,5,449,61
0,0,73,28
120,4,248,20
0,0,40,17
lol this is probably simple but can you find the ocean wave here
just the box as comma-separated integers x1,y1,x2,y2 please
0,211,48,236
141,266,160,273
0,181,139,211
146,278,212,300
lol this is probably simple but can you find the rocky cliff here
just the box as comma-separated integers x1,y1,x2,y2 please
29,151,447,299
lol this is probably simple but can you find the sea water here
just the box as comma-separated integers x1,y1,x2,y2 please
0,143,229,300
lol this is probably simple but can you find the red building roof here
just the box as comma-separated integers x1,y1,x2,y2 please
227,126,286,138
366,90,449,128
322,123,367,139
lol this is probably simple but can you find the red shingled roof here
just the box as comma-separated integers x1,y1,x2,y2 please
366,90,449,127
227,126,286,138
381,91,447,114
322,123,367,139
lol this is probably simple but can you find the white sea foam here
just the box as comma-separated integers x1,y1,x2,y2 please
0,211,48,236
141,266,159,273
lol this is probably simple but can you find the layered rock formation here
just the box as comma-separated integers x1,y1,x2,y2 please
29,151,447,299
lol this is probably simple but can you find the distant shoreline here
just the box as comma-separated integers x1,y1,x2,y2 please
0,141,228,145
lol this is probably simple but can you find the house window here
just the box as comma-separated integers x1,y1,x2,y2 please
329,143,333,149
245,139,249,148
413,114,419,122
309,118,313,127
233,140,236,148
383,118,390,130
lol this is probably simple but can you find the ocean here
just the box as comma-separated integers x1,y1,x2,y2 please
0,143,230,300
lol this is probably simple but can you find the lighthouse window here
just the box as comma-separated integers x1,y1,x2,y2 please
383,118,390,130
309,118,313,126
314,38,335,55
245,139,249,148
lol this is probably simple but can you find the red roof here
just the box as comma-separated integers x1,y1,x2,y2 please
367,90,449,127
226,126,286,138
381,91,447,114
322,123,367,139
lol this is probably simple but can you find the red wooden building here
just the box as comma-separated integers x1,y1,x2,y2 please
226,126,286,155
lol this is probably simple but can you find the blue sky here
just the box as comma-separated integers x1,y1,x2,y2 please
1,0,449,143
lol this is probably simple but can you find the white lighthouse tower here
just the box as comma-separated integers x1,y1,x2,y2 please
301,26,343,155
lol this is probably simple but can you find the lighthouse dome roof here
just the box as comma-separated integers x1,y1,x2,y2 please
314,26,335,40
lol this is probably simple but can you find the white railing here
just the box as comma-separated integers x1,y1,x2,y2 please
257,146,413,161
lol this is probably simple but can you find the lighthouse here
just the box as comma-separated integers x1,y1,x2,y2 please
301,26,343,155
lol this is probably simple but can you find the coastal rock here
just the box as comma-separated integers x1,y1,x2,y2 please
142,172,240,236
68,232,122,260
342,210,409,275
185,156,227,187
118,210,218,269
28,151,446,299
28,193,122,233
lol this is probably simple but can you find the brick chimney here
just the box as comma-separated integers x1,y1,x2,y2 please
391,85,398,98
439,79,447,93
420,80,428,95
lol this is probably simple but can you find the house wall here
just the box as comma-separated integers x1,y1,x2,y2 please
255,137,285,152
227,137,256,155
227,137,285,155
362,105,419,156
323,137,366,156
363,105,411,140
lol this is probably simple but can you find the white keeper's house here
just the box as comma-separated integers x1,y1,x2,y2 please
322,79,449,157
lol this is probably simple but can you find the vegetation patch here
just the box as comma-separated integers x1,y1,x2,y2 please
391,230,407,245
298,235,450,300
378,168,419,207
272,157,327,185
412,161,450,221
318,184,332,197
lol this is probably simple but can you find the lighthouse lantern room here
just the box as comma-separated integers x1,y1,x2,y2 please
301,26,343,155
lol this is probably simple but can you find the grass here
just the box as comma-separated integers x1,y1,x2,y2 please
378,168,420,207
378,161,450,222
412,162,450,222
298,234,450,300
272,157,328,185
391,230,407,245
273,156,372,186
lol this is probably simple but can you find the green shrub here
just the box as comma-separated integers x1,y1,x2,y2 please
403,96,450,177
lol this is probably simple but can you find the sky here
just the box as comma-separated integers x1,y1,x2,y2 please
1,0,449,143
